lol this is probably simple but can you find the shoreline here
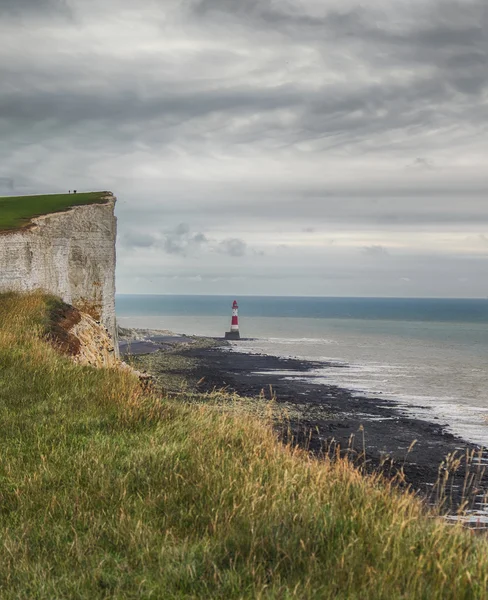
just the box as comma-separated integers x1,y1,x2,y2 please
121,331,488,520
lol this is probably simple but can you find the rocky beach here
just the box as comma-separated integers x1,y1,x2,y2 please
121,332,488,522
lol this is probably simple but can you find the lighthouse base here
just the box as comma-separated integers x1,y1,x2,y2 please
225,331,241,340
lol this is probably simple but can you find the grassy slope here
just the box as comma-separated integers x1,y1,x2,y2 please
0,192,109,231
0,292,487,599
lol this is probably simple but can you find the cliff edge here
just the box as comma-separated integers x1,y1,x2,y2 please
0,192,118,353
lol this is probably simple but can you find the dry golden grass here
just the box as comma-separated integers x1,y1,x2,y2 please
0,291,487,599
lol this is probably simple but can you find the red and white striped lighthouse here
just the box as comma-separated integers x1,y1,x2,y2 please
231,300,239,332
225,299,241,340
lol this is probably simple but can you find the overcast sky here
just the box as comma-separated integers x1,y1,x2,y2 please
1,0,487,297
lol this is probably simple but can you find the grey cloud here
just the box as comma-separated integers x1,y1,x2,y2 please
174,223,190,236
193,233,208,244
0,84,302,129
122,230,158,249
362,245,390,257
191,0,391,38
121,224,209,256
131,189,488,228
407,158,435,171
191,0,488,102
117,245,488,297
0,0,486,172
162,224,209,256
191,0,276,19
191,0,487,47
218,238,247,257
446,52,487,69
0,0,71,17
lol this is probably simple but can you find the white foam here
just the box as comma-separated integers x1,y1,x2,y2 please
264,337,338,345
227,336,488,447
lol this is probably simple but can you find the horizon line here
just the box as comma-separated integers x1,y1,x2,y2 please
116,293,488,301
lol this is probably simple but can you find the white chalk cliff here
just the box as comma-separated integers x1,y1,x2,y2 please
0,193,118,353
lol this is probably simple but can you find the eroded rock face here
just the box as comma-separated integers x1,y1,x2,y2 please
66,310,119,369
0,194,118,354
47,303,152,389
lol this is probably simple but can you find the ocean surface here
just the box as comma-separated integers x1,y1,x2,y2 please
117,295,488,447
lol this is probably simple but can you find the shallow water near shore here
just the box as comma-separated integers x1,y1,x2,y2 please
117,295,488,448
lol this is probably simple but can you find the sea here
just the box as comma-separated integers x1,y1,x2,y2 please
116,295,488,449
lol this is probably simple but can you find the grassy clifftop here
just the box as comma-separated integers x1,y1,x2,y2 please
0,191,110,231
0,292,487,599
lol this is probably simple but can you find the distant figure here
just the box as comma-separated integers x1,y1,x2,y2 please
73,190,77,194
68,190,71,194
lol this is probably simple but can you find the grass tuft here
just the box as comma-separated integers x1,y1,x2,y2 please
0,292,488,598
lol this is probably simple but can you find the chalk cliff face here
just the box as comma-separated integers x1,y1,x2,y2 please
0,193,118,352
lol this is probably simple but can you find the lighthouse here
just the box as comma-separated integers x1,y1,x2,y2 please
225,299,241,340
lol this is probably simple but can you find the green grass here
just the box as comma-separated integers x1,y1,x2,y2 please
1,292,488,599
0,192,109,231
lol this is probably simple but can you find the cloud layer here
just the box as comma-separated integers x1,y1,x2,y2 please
1,0,487,296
